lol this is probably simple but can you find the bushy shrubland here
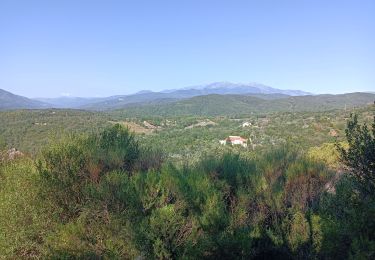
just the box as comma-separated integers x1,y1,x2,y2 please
0,159,53,257
319,114,375,259
0,117,374,259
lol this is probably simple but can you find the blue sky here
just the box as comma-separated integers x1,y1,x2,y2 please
0,0,374,97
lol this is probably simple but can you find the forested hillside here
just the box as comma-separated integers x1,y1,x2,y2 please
110,93,375,117
0,89,49,110
0,109,110,153
1,87,373,113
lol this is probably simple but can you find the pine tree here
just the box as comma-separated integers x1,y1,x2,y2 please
337,113,375,196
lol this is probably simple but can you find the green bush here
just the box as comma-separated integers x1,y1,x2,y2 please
1,115,373,259
0,159,52,258
36,125,140,219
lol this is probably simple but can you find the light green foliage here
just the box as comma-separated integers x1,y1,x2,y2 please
286,211,309,253
0,109,111,154
0,104,372,162
0,136,6,150
45,209,139,259
0,159,52,258
308,142,347,169
311,214,323,254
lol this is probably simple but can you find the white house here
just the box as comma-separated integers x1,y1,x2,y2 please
219,136,248,148
242,122,252,127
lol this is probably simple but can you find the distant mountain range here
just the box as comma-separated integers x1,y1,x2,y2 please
109,93,375,117
0,89,49,110
1,82,373,114
33,82,310,110
162,82,310,96
35,96,106,108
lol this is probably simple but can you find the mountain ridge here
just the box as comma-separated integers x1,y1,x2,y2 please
80,82,311,110
109,92,375,117
0,89,50,110
160,81,311,96
1,83,373,113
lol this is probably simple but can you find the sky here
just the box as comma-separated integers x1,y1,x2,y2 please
0,0,374,98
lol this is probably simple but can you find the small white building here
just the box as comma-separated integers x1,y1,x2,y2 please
242,122,252,127
219,136,248,148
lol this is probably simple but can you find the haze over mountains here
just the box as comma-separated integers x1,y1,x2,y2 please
33,82,310,109
160,82,310,96
0,82,373,113
110,93,375,117
0,89,49,110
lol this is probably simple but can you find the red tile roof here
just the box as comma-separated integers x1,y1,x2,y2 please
226,136,247,142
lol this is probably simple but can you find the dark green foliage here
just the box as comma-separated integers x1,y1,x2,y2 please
319,113,375,259
111,92,375,117
198,153,257,191
134,146,165,172
33,129,334,258
1,114,374,259
337,114,375,196
94,124,140,171
36,125,139,220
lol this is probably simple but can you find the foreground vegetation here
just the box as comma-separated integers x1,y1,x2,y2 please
0,112,374,259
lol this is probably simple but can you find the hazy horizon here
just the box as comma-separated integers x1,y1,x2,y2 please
1,0,374,98
2,81,375,99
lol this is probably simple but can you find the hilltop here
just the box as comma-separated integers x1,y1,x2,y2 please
110,92,375,117
81,82,309,110
1,84,373,115
0,89,49,110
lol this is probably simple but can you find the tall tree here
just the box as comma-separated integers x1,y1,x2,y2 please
337,113,375,196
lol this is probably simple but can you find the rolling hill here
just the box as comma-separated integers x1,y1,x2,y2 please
110,92,375,117
34,96,105,108
1,84,373,115
162,81,310,96
0,89,50,110
2,82,308,110
81,82,307,110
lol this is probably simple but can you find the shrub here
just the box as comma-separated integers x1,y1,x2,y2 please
36,125,140,220
337,114,375,196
